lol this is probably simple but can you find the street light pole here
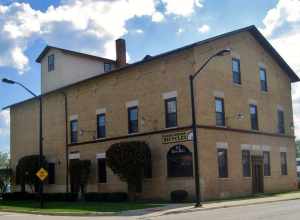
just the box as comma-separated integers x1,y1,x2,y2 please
1,78,44,208
189,49,231,207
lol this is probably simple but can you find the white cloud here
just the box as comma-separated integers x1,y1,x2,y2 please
198,24,210,33
161,0,203,16
0,110,10,136
177,28,185,35
261,0,300,37
135,29,144,34
152,11,165,22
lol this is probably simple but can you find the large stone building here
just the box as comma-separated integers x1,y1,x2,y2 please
6,26,300,201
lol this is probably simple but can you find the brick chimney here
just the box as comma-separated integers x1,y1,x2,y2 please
116,38,126,67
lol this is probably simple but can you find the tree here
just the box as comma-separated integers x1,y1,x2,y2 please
296,140,300,158
69,159,91,196
16,155,47,193
106,141,152,199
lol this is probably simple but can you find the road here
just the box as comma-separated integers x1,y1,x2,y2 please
0,199,300,220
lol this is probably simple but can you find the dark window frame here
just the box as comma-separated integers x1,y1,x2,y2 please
242,150,251,177
277,109,285,134
48,162,55,184
97,113,106,139
218,148,228,178
165,97,177,128
167,145,193,178
259,68,268,92
263,151,271,176
128,106,138,134
70,119,78,144
280,152,288,175
97,158,107,183
232,58,241,84
215,97,225,127
104,63,112,72
48,54,55,72
249,104,259,130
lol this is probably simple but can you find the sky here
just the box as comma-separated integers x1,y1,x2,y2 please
0,0,300,153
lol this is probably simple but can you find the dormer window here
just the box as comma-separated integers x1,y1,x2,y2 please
48,54,55,72
104,63,112,72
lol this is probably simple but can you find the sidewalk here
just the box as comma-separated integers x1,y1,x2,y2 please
121,191,300,217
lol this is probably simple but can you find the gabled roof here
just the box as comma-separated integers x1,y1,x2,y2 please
3,25,299,110
35,45,116,63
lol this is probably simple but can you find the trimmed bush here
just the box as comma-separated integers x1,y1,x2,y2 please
2,192,36,201
84,192,128,202
170,190,188,203
43,193,78,202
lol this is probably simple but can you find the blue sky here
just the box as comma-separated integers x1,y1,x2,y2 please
0,0,300,153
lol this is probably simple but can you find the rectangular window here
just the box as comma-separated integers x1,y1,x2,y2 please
215,98,225,126
259,68,268,92
218,148,228,178
242,150,251,177
232,58,241,84
70,120,78,144
97,114,106,138
97,158,107,183
128,106,138,133
48,163,55,184
48,54,55,72
281,152,288,175
250,104,259,130
104,63,112,72
277,110,285,134
263,151,271,176
165,97,177,128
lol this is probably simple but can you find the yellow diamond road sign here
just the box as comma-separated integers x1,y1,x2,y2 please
36,168,48,182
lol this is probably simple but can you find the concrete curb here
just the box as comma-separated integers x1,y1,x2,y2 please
0,209,117,216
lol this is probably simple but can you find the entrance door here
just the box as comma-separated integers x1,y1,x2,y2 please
252,156,264,194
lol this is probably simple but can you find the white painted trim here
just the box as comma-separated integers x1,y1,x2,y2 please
248,99,257,105
214,90,224,98
96,153,106,159
126,100,139,108
252,145,261,151
216,142,228,149
69,152,80,159
241,144,252,151
96,108,106,115
277,105,284,111
162,91,177,100
280,146,288,152
69,114,78,121
262,145,271,152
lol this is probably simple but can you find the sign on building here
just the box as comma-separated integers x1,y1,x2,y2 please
162,131,192,144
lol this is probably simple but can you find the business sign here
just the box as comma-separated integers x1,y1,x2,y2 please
162,131,192,144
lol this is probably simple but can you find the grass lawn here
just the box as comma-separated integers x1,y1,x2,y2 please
0,201,162,214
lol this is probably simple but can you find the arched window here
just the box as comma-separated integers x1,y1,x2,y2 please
167,144,193,177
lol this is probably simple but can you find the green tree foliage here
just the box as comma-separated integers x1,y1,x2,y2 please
296,140,300,158
69,159,91,195
0,152,9,169
16,155,47,193
106,141,151,198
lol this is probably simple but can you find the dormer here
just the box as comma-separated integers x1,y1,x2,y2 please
36,39,126,94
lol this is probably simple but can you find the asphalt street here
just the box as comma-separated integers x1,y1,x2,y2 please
0,199,300,220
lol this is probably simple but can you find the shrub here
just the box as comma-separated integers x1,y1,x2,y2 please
106,141,151,198
2,192,36,201
84,192,128,202
43,193,78,202
84,192,108,202
170,190,188,203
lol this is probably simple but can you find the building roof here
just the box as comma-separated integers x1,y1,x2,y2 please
3,25,299,110
35,45,116,63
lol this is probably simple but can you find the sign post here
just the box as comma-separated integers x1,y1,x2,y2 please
36,168,48,208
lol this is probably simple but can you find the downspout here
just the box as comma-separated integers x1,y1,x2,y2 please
61,92,69,193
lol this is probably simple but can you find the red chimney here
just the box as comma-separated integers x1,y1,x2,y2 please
116,39,126,67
